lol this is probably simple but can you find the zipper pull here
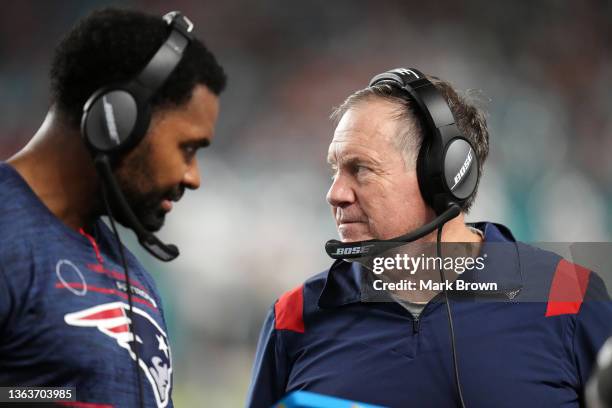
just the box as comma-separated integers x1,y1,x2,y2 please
412,317,420,334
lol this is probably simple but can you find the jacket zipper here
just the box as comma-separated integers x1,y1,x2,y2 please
412,316,420,334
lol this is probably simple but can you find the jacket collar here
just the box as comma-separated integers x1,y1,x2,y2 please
318,222,523,309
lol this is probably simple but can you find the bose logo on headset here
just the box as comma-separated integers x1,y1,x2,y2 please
396,68,421,79
331,244,378,256
102,96,120,145
332,247,365,256
451,149,473,191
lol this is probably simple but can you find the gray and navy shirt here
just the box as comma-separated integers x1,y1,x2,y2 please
0,162,173,408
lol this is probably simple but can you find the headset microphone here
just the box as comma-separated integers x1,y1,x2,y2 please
94,155,179,261
325,203,461,259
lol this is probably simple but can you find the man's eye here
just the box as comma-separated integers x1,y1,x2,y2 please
353,164,369,175
182,145,197,159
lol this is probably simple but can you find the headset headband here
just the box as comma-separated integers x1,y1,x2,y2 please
368,68,460,146
132,11,194,100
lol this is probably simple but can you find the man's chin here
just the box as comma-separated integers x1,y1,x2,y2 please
338,230,374,243
141,217,165,233
338,223,374,243
111,211,165,233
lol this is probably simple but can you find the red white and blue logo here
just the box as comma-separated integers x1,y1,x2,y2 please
64,302,172,407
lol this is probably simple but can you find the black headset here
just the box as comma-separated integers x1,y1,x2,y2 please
81,11,194,262
372,68,479,214
325,68,480,259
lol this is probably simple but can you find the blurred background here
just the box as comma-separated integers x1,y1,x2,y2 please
1,0,611,406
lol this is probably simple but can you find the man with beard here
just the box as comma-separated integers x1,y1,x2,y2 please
0,8,225,408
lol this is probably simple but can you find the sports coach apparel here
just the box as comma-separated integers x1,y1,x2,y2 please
247,223,612,408
0,163,173,408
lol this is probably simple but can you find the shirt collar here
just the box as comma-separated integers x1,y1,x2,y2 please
459,222,523,296
318,222,523,309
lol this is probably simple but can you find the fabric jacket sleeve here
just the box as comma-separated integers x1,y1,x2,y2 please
246,305,290,408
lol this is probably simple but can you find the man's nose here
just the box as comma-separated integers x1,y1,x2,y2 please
326,173,356,208
182,159,201,190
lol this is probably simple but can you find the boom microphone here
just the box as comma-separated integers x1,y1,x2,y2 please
325,203,461,259
95,155,179,261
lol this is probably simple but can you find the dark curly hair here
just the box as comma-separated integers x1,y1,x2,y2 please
50,8,227,127
331,74,489,213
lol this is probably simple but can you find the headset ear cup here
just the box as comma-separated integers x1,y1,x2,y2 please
418,136,479,215
443,138,479,203
81,88,140,154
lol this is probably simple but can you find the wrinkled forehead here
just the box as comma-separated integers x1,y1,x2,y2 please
328,99,403,160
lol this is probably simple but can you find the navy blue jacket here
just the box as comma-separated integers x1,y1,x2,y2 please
247,223,612,408
0,162,173,407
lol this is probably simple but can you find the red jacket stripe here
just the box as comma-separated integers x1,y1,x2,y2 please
545,259,591,317
275,284,305,333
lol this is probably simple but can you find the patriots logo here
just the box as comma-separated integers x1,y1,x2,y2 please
64,302,172,407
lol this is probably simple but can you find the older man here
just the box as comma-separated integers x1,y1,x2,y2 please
246,69,611,408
